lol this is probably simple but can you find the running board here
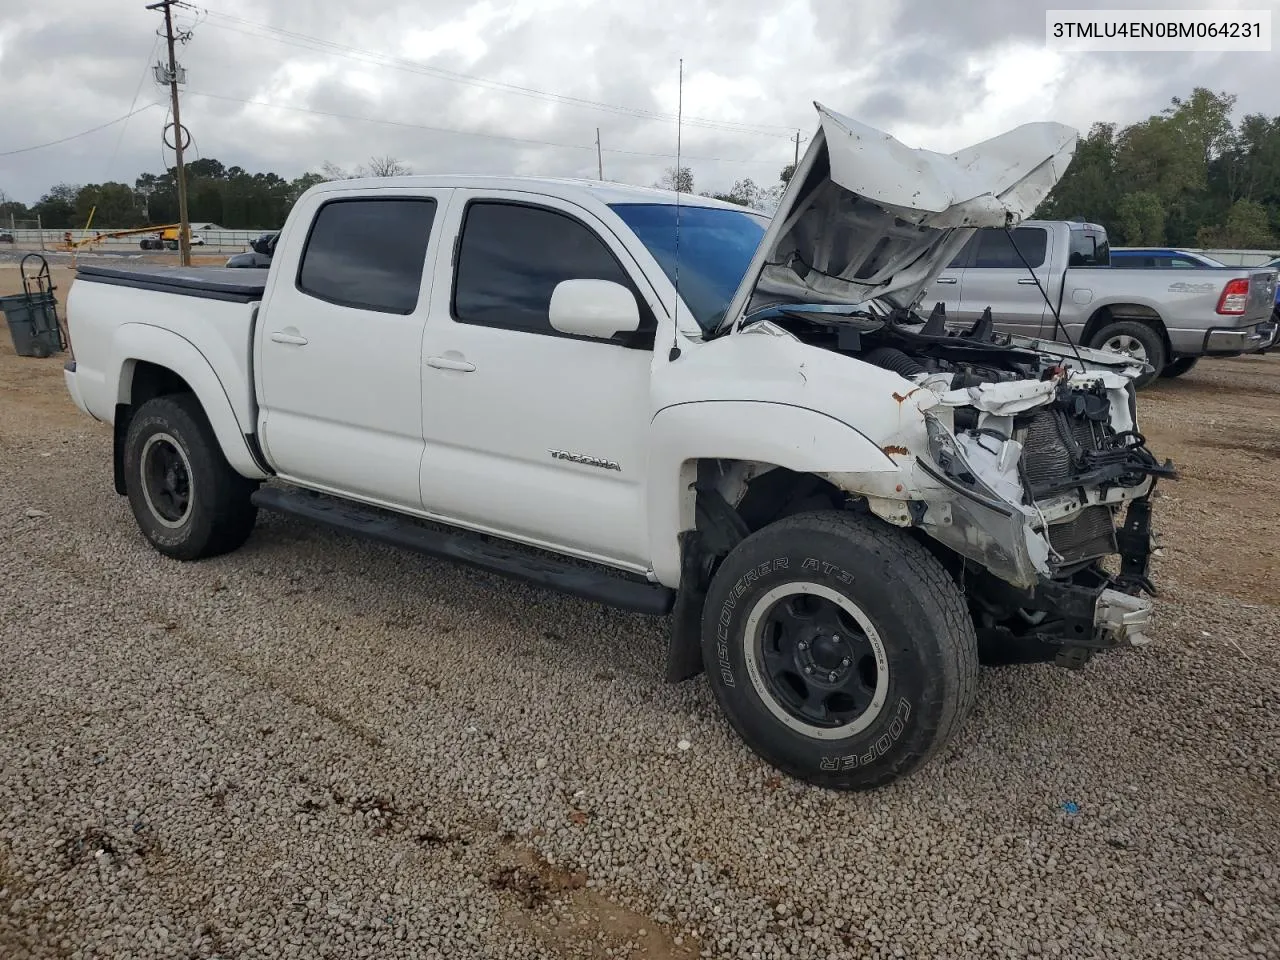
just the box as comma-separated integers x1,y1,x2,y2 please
251,486,675,616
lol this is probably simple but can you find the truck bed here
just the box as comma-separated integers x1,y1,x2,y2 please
75,264,267,304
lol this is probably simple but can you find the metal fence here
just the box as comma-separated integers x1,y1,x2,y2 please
4,226,1275,264
0,228,268,251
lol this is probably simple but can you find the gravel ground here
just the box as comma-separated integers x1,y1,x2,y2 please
2,309,1278,959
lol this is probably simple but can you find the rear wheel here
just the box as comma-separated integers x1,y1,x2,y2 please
1160,356,1199,379
1089,320,1166,386
123,394,259,560
700,511,978,791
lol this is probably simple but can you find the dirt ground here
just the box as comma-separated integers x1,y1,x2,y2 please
2,266,1278,960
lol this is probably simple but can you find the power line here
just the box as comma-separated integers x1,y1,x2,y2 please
105,34,162,181
0,103,162,157
187,5,799,139
186,90,790,166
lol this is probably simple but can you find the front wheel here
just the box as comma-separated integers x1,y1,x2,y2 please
123,394,259,560
701,511,978,791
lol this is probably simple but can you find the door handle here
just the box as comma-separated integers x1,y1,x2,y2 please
270,331,309,345
1017,278,1039,285
425,355,476,372
935,277,958,285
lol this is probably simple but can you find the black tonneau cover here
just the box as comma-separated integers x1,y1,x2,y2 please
75,264,268,304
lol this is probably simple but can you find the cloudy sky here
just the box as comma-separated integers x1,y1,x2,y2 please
1,0,1276,205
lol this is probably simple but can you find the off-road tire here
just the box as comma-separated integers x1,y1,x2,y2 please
1089,320,1166,386
700,510,978,791
1160,356,1199,379
123,394,259,560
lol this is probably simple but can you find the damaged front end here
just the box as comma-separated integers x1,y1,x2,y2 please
777,304,1179,668
716,103,1176,667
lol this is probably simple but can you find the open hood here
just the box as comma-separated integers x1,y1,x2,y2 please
714,104,1078,336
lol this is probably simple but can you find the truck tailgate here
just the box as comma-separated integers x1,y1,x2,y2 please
1245,268,1279,319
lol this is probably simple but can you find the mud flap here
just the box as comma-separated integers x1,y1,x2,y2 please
112,405,130,495
665,531,708,682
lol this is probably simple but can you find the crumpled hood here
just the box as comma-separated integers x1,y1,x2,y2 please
715,104,1078,335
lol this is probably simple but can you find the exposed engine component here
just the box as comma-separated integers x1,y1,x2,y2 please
1019,408,1102,498
761,304,1045,388
861,347,925,379
1045,504,1117,567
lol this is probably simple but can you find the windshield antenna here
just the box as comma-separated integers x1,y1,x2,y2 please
1003,224,1085,369
669,58,684,362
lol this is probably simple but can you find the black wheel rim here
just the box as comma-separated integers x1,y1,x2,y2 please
745,584,889,739
140,433,193,527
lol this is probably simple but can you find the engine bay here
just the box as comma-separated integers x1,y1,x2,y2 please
753,300,1176,519
737,300,1180,664
759,300,1088,387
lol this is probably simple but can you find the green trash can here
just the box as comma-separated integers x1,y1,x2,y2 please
1,291,63,358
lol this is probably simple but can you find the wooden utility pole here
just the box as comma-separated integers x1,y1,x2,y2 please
596,128,603,180
794,130,800,168
148,0,191,266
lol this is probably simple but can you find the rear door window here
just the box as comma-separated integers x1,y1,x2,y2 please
947,234,978,269
297,197,437,314
969,227,1048,269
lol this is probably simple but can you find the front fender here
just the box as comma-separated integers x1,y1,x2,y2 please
646,400,915,586
113,323,269,480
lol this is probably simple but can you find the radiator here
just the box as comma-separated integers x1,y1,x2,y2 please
1022,410,1117,565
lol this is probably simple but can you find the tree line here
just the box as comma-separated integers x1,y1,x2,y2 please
3,87,1277,248
0,155,412,231
662,87,1280,250
1031,87,1278,248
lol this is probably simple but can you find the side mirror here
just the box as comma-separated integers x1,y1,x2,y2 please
548,279,640,340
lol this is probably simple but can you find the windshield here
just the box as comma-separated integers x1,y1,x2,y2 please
610,202,768,331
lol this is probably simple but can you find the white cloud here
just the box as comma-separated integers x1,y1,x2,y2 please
0,0,1276,206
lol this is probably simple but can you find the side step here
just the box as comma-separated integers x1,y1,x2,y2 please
251,486,676,617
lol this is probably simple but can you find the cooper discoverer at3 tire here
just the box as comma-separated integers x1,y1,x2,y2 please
700,510,978,791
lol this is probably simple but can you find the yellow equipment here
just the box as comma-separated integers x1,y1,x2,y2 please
64,223,198,252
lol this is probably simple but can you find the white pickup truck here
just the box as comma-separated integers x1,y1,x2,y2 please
63,105,1175,791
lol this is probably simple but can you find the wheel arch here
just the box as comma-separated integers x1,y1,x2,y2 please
646,400,908,588
111,325,269,494
1082,302,1172,356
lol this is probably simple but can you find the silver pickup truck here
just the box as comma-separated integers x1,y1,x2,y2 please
920,219,1278,385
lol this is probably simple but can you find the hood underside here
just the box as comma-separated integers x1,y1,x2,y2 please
716,104,1078,335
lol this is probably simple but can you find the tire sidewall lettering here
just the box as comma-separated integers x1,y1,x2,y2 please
818,698,912,772
715,550,920,767
715,557,789,687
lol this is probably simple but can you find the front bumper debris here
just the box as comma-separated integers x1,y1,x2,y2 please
1094,589,1153,648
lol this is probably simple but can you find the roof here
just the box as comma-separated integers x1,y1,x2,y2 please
1111,247,1195,255
1021,219,1105,232
306,175,755,212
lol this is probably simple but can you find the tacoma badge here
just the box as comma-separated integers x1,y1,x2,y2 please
549,449,621,471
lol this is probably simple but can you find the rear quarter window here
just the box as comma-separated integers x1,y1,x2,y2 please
1068,231,1109,267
